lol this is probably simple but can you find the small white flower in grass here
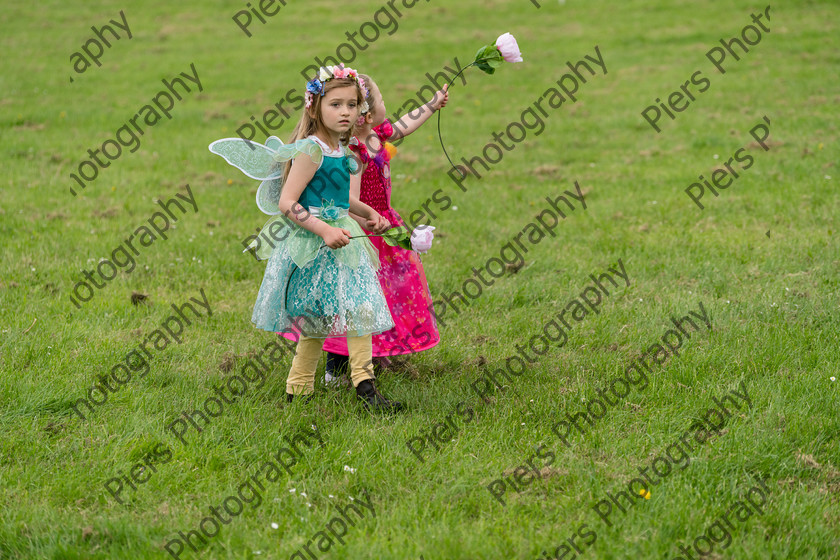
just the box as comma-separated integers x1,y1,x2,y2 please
713,154,719,159
831,376,836,382
349,497,355,501
343,465,356,473
301,492,307,497
289,488,296,493
452,206,458,211
306,502,312,507
271,523,279,529
329,494,335,498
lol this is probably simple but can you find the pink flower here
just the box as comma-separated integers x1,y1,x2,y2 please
495,32,523,63
410,226,436,254
332,66,347,79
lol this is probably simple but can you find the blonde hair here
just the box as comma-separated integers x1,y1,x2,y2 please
358,73,380,113
283,77,365,181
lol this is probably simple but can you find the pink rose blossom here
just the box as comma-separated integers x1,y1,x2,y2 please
495,32,523,63
410,226,436,253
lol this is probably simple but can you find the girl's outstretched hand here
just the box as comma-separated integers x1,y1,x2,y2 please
322,226,352,249
366,213,391,234
430,83,449,112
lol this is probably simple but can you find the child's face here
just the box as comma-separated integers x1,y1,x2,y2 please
319,86,360,135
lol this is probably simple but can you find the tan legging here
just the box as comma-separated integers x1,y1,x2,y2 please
286,335,374,395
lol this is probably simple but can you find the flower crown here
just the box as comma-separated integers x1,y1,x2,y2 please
305,64,370,114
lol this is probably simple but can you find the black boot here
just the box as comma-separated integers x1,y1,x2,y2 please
325,352,350,386
355,379,404,412
286,393,314,404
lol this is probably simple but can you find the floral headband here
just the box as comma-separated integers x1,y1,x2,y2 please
305,64,370,114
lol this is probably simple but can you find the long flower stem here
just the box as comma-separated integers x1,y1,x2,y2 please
437,61,478,177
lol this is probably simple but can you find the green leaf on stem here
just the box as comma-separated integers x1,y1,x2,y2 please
474,45,503,75
381,226,412,251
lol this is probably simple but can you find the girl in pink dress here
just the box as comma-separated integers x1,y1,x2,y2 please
321,74,449,381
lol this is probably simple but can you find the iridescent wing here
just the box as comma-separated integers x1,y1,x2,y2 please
209,136,325,215
208,137,285,180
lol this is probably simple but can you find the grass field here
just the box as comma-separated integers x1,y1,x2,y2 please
2,0,839,558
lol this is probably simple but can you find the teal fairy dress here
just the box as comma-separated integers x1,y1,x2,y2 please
209,135,394,338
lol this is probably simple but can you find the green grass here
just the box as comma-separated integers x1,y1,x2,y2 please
2,0,839,558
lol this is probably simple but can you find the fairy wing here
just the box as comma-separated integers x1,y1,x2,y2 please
209,136,326,215
208,137,285,180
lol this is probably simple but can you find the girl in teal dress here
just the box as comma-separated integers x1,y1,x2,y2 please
209,65,403,411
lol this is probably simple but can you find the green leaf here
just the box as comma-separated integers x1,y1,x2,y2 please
473,44,503,74
474,44,491,63
381,226,412,251
475,61,496,75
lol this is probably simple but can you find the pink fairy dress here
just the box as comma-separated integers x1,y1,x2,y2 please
322,119,440,357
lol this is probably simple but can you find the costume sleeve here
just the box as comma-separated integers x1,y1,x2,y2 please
374,119,394,141
349,139,372,165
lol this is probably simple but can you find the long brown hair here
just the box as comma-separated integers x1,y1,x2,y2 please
283,77,365,181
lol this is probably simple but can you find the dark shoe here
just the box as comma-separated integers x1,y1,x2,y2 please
325,352,350,386
286,393,314,404
355,379,404,412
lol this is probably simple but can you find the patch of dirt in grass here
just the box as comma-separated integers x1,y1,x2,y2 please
93,207,119,219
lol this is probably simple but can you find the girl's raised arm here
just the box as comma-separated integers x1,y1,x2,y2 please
390,84,449,141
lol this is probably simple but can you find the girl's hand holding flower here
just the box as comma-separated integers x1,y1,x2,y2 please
429,83,450,112
322,226,352,249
